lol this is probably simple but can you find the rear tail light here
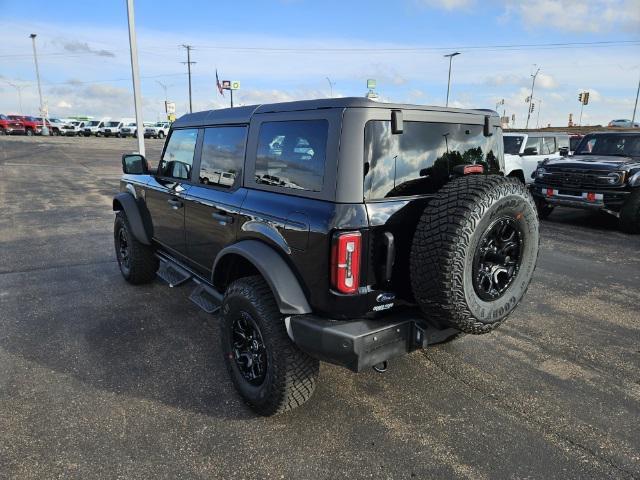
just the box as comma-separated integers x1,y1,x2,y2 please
331,231,362,294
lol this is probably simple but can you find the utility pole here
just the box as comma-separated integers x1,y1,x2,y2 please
632,74,640,125
29,33,49,135
156,80,169,103
536,98,542,129
6,81,24,114
181,44,196,113
444,52,461,107
126,0,145,156
525,66,540,130
326,76,334,98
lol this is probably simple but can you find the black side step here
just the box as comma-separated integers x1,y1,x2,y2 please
189,282,223,314
157,258,192,287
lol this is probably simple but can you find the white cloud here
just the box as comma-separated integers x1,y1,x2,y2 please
417,0,640,32
416,0,475,10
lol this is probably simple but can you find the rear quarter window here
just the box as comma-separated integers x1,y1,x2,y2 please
254,120,328,192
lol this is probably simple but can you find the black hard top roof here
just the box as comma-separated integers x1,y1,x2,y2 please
172,97,497,128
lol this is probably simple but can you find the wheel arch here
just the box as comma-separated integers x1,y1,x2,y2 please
213,240,312,315
112,192,152,245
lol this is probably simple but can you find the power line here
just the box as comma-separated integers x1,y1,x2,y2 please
193,39,640,53
181,44,196,113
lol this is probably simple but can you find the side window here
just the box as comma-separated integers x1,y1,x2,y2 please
542,137,556,155
524,137,541,155
198,126,247,188
158,128,198,180
255,120,328,192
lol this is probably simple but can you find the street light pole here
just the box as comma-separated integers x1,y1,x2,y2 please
632,74,640,125
6,81,24,114
326,76,334,98
444,52,460,107
29,33,49,135
126,0,145,156
525,66,540,130
536,98,542,129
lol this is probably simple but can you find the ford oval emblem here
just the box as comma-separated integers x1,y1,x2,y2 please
376,293,395,303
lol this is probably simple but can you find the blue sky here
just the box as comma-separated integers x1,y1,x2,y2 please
1,0,639,126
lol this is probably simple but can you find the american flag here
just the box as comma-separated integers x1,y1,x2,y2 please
216,69,224,96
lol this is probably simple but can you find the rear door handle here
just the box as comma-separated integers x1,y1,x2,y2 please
167,198,183,210
211,212,234,225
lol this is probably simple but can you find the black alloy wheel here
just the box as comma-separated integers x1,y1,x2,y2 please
117,227,131,275
472,217,523,301
231,312,267,385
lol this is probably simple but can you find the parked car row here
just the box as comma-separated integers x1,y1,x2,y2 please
0,114,170,138
503,129,640,233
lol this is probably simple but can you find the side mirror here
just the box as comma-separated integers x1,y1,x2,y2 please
559,147,569,157
391,109,403,134
122,153,148,174
523,147,538,156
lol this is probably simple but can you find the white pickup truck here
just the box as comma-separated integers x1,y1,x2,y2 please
503,132,570,184
144,122,171,139
119,121,153,138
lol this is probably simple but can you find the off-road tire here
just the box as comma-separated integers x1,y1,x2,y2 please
619,189,640,234
535,197,554,220
410,175,539,334
113,211,158,284
220,276,319,416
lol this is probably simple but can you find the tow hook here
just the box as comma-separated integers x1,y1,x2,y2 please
373,360,388,373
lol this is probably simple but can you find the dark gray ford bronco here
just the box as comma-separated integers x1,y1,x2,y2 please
113,98,539,415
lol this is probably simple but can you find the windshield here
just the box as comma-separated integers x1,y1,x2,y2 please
0,114,6,120
107,121,120,127
503,135,525,155
88,121,100,126
574,134,640,157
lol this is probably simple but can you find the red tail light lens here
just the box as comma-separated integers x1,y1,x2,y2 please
331,231,362,294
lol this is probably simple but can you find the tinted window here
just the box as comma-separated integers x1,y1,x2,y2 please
541,136,556,155
524,137,541,155
504,135,524,154
255,120,328,192
575,134,640,156
0,114,6,120
198,126,247,188
158,128,198,180
364,121,500,200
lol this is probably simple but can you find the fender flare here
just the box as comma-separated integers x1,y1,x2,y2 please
213,240,312,315
112,192,152,245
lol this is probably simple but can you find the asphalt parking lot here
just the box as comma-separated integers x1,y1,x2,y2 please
0,135,639,479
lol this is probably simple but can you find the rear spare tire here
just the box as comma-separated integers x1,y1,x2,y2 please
411,175,539,334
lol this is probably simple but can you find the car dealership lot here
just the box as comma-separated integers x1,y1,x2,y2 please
0,136,638,479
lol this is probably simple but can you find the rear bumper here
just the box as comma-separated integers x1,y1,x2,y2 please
532,184,630,211
287,310,459,372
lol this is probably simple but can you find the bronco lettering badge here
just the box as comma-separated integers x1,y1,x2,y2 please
376,292,396,303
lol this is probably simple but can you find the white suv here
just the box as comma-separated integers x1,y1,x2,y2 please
503,132,569,184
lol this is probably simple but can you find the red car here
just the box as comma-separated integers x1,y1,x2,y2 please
0,114,26,135
8,115,42,136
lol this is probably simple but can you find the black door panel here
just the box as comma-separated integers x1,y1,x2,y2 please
185,186,247,273
145,178,190,255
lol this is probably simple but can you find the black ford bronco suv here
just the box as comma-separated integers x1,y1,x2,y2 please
113,98,539,415
532,131,640,233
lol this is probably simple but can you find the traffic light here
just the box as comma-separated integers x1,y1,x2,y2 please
583,92,589,105
530,102,535,113
578,93,583,103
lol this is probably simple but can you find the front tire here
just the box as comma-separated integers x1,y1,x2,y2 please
26,129,34,136
619,189,640,234
220,276,319,416
411,176,539,335
113,211,158,284
158,131,165,139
